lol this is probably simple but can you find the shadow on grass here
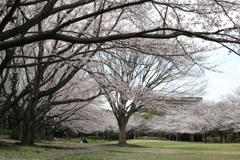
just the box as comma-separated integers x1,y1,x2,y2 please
0,140,86,150
0,141,19,150
39,145,86,150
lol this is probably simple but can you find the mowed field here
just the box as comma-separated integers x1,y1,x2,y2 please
1,138,240,160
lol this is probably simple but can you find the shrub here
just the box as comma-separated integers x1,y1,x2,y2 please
207,137,221,143
227,133,236,143
2,129,12,135
160,137,168,140
213,137,221,143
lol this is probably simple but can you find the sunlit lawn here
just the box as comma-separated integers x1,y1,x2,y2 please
1,138,240,160
55,139,240,160
128,139,240,151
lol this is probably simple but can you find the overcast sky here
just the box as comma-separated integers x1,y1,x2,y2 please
203,48,240,102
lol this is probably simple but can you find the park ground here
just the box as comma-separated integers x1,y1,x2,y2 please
1,138,240,160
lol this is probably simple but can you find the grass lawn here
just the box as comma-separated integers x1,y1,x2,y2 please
1,138,240,160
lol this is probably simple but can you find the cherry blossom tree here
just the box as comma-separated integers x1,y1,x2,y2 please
89,49,206,145
53,102,108,135
219,87,240,142
0,37,101,145
133,86,240,143
188,100,240,143
155,98,240,143
33,73,102,139
65,107,119,140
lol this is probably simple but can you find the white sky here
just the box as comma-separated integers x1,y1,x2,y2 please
203,48,240,102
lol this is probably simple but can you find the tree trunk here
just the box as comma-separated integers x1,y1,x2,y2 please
118,118,128,145
237,133,239,143
21,110,35,145
133,129,136,139
202,134,207,143
20,83,38,145
222,131,227,143
11,121,22,140
169,134,171,141
21,29,43,145
226,131,229,143
0,116,3,136
190,134,194,142
235,133,238,143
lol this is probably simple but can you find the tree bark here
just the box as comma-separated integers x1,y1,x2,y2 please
237,133,239,143
0,116,3,136
11,121,22,140
118,118,128,145
134,129,136,139
202,133,207,143
190,134,194,142
21,24,43,145
221,131,227,143
21,103,36,145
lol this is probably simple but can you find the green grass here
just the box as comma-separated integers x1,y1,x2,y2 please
1,138,240,160
127,139,240,151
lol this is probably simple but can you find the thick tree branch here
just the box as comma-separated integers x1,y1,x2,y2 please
0,0,20,32
1,26,239,51
49,91,102,105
